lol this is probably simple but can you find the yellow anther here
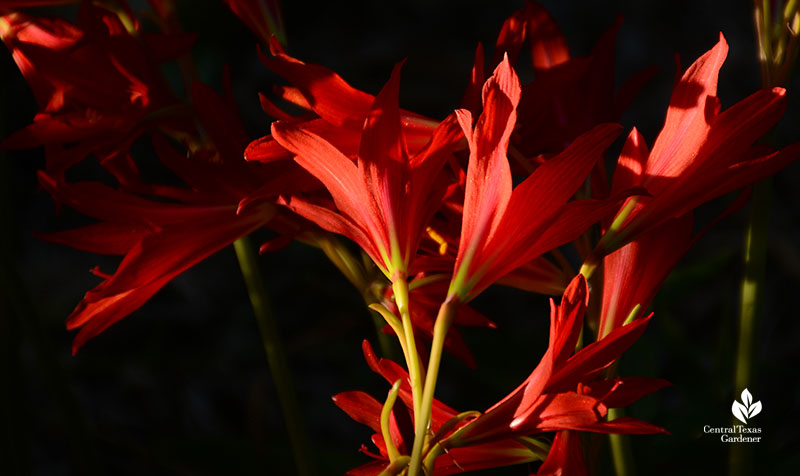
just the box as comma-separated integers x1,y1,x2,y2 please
426,226,448,255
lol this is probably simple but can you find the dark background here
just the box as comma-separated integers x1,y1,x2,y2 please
2,1,799,475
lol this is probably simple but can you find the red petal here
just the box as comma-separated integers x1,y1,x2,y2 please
471,125,622,294
599,214,692,337
591,416,669,435
459,43,485,114
512,391,606,432
332,391,382,433
611,127,650,194
453,57,520,292
361,340,458,427
434,439,540,475
583,377,671,409
36,222,153,255
536,430,587,476
344,461,386,476
279,195,381,267
257,43,374,128
646,34,728,181
271,122,389,263
491,5,528,67
526,2,570,70
497,256,570,296
547,317,651,391
38,172,228,224
358,62,408,265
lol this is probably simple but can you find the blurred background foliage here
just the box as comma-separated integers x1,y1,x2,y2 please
1,0,799,475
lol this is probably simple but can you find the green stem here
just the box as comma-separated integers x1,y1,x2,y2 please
602,358,634,476
380,380,403,463
233,236,315,476
730,179,770,476
408,296,459,476
370,303,412,376
391,278,425,419
367,308,398,361
578,254,600,281
608,408,635,476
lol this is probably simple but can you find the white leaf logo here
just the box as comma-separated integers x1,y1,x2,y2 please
732,388,761,424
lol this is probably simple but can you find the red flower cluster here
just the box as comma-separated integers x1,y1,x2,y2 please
1,2,302,352
3,0,797,474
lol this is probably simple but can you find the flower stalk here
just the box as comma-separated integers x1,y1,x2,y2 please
408,295,459,476
731,2,799,475
730,178,770,476
233,236,315,476
608,408,635,476
391,276,425,420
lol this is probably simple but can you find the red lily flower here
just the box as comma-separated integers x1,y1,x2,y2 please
2,4,307,352
449,56,626,301
603,34,800,252
453,276,668,448
36,81,300,354
332,341,543,475
270,62,463,279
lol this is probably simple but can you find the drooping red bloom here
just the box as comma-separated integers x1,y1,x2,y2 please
603,34,800,251
270,62,462,279
453,276,668,450
332,341,542,475
449,56,626,301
